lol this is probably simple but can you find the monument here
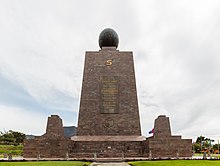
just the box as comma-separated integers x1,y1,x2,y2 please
24,28,192,159
77,28,141,136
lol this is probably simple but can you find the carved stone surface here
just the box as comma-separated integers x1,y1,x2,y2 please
76,48,141,136
100,76,119,114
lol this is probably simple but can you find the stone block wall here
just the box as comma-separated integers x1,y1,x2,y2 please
68,141,144,158
145,115,192,158
77,48,141,136
23,115,69,158
24,137,69,158
147,137,192,158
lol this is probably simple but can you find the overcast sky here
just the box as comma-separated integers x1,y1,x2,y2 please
0,0,220,142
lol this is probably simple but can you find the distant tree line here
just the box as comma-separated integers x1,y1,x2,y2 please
193,135,219,154
0,130,25,145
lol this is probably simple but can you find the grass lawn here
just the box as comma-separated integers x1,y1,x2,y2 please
0,161,91,166
128,160,220,166
0,144,23,156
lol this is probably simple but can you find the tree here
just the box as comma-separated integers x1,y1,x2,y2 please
193,142,201,153
0,130,26,145
213,144,220,154
193,135,215,153
9,130,26,144
196,136,205,144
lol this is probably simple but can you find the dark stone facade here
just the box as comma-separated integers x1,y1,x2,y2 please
77,47,141,136
23,47,192,159
146,115,192,158
23,115,69,158
69,136,146,158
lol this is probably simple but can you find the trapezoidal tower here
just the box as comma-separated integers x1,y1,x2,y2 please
77,28,141,136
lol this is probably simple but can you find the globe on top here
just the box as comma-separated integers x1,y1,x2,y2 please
99,28,119,49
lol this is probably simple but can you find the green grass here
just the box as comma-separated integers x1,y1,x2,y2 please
0,144,23,156
128,160,220,166
0,161,91,166
0,145,23,149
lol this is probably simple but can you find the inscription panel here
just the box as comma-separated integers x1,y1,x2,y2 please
100,76,119,114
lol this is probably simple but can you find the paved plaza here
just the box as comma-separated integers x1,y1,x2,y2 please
89,162,130,166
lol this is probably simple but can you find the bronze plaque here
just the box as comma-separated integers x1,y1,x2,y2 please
100,76,119,113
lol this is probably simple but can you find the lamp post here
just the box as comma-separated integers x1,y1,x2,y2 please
200,140,203,154
218,140,219,154
192,142,194,156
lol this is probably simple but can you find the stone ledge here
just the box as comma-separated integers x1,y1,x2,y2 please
71,136,146,141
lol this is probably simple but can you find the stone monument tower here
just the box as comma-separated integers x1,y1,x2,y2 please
23,28,192,159
77,28,141,136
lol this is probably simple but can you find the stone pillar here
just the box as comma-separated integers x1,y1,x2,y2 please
146,115,192,158
153,115,171,138
45,115,64,138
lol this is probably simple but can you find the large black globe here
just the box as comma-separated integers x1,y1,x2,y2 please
99,28,119,49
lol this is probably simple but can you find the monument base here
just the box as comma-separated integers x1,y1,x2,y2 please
68,136,146,158
144,115,192,158
23,115,69,158
146,136,192,158
24,137,69,158
24,115,192,159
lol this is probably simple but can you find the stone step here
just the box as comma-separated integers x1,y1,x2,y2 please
95,158,124,162
89,162,130,166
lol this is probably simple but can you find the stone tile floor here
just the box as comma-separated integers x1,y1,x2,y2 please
89,162,130,166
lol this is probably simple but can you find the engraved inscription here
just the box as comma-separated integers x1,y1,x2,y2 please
104,118,114,128
100,76,118,113
105,59,113,66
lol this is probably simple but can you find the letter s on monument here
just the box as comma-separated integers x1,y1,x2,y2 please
105,59,112,66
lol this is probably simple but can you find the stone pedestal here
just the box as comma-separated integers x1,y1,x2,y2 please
23,115,69,158
24,115,192,159
70,47,143,158
146,115,192,158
